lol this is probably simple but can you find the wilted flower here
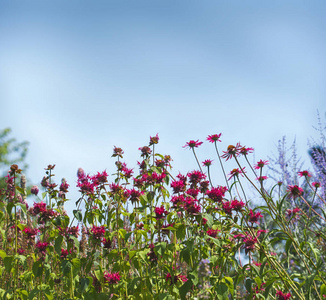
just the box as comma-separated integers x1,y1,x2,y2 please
31,185,39,196
149,134,159,146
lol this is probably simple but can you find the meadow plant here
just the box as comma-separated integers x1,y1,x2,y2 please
0,132,325,299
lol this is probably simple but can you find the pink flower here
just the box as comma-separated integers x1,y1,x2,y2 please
207,229,220,238
60,181,69,193
254,160,269,169
276,290,291,300
248,209,263,224
239,146,254,156
183,140,203,149
256,176,268,182
202,159,213,167
35,241,49,255
222,201,232,215
206,186,227,203
230,199,245,211
102,238,112,249
166,273,188,284
298,170,312,178
312,181,320,188
287,185,304,199
221,144,241,161
228,168,246,180
207,134,222,143
171,180,186,194
61,248,69,259
139,146,152,157
127,188,143,204
154,205,168,220
104,271,120,284
31,185,39,196
187,170,206,186
90,226,106,240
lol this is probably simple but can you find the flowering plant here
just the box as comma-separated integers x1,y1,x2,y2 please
0,130,325,299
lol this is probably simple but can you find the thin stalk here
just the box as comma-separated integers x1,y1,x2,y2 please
192,148,203,173
214,142,230,192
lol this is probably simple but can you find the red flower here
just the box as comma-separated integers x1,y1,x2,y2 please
230,199,245,211
207,229,220,238
90,226,106,240
254,159,269,169
183,140,203,149
248,209,263,224
298,170,312,178
154,205,168,220
171,180,186,194
222,201,232,215
104,271,120,284
187,170,206,185
207,134,222,143
287,185,304,199
276,290,291,300
206,186,227,203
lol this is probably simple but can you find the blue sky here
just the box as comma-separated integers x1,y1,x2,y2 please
1,1,325,213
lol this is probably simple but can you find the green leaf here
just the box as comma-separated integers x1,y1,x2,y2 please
79,277,90,293
155,242,167,256
320,284,326,297
202,213,213,227
285,238,292,256
73,209,82,222
61,260,72,276
3,256,14,272
32,260,43,277
54,235,63,256
0,250,7,259
216,283,229,300
179,279,193,300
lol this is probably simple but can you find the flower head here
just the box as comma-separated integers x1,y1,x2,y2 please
149,134,159,146
183,140,203,149
112,146,124,158
276,290,291,300
207,134,222,143
104,271,120,284
298,170,312,178
312,181,320,188
248,209,263,224
202,159,213,167
287,185,304,199
228,168,246,180
254,159,269,169
31,185,39,196
239,146,254,156
221,144,241,161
